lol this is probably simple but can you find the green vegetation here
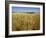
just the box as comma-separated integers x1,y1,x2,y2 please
12,13,40,31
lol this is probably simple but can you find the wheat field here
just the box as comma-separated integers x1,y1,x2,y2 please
12,13,40,31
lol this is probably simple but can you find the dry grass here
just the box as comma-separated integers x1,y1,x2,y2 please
12,13,40,31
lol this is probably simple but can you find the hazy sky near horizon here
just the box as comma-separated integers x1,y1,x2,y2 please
12,7,40,13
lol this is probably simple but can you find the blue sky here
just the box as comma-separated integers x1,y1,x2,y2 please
12,7,40,13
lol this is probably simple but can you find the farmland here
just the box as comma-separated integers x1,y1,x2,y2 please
12,13,40,31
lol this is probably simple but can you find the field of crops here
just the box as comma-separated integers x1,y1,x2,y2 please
12,13,40,31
